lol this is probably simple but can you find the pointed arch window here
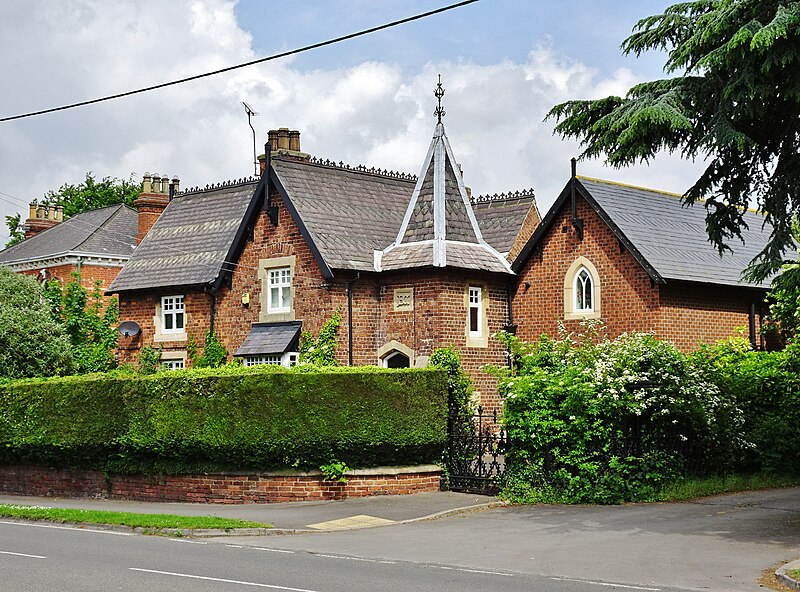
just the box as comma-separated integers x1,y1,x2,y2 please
574,267,593,312
564,257,601,320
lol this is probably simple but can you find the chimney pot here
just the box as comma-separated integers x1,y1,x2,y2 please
170,176,180,194
277,127,290,150
29,201,37,219
152,174,161,193
160,176,169,194
56,205,64,222
289,130,301,152
48,205,56,221
37,205,46,219
142,173,152,194
268,130,279,151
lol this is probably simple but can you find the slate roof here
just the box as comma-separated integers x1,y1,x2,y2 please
107,182,257,293
271,159,412,271
472,191,538,255
0,204,136,265
234,321,302,356
375,122,513,275
514,176,795,288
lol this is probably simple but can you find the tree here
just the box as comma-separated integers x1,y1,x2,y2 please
43,275,119,374
547,1,800,282
0,268,74,378
4,172,141,247
4,213,25,248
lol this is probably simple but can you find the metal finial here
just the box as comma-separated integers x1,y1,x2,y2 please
433,74,446,123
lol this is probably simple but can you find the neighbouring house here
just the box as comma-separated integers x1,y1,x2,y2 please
107,124,539,408
0,201,137,293
511,167,789,352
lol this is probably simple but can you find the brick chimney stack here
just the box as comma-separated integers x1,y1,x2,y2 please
258,127,308,175
23,200,63,239
133,172,178,245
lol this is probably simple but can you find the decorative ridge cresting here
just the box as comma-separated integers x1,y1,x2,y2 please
304,156,418,181
471,188,535,203
178,176,261,195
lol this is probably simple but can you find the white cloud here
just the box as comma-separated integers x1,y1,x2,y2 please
0,0,705,240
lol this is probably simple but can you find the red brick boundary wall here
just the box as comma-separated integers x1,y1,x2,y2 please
0,465,442,503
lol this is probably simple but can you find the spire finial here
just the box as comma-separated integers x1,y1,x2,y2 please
433,74,446,123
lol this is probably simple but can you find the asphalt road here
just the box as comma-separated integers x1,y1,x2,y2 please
0,519,694,592
2,487,798,591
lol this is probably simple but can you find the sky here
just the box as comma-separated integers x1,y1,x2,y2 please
0,0,707,242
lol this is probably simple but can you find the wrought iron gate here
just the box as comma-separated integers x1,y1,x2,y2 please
445,406,507,495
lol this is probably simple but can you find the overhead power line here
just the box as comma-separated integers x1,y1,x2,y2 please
0,0,478,123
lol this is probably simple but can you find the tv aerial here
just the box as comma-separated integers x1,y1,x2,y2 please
243,101,259,176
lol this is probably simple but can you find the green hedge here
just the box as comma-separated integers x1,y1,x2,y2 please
0,365,447,474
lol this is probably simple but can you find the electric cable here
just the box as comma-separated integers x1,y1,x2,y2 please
0,0,478,123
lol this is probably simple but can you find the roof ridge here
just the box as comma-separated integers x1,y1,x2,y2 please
577,175,763,215
303,155,417,182
472,188,535,203
179,176,260,195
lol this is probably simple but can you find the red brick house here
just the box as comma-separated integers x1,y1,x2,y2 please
0,201,137,293
511,168,786,351
107,124,539,406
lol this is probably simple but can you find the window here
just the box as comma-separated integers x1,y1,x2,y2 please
268,267,292,314
564,258,601,320
574,267,593,312
161,359,184,370
468,286,482,337
161,295,185,333
383,351,410,368
244,352,299,367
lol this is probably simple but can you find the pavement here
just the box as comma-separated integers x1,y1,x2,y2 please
0,491,504,534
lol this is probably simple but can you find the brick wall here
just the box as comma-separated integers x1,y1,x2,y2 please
513,196,767,351
658,281,765,351
0,465,442,503
514,198,659,342
20,263,123,300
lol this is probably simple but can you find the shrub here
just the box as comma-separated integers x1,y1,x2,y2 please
0,268,74,378
0,365,447,474
692,337,800,472
430,346,474,413
193,330,228,368
43,275,118,374
499,326,743,504
300,312,341,366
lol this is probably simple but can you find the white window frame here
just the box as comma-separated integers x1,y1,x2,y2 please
243,352,299,367
161,359,184,371
573,267,594,313
267,267,292,314
468,286,482,337
161,295,185,334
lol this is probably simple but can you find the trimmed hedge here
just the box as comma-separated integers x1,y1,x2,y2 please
0,365,447,474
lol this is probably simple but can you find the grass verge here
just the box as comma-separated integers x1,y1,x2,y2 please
653,472,800,502
786,569,800,580
0,504,271,530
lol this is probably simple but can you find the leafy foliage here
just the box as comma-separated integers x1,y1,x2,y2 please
299,312,341,366
193,330,229,368
691,337,800,473
0,365,447,474
4,213,25,248
430,346,474,413
319,460,351,484
765,259,800,341
0,268,74,378
40,172,141,218
499,326,743,504
137,345,162,374
43,275,119,374
547,1,800,281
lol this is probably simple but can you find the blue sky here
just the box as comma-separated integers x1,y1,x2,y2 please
0,0,704,240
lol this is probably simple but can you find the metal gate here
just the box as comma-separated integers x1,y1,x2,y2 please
445,405,507,495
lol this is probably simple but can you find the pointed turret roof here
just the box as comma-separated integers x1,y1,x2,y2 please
376,104,513,275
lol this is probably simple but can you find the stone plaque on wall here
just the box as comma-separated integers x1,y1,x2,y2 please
393,288,414,312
